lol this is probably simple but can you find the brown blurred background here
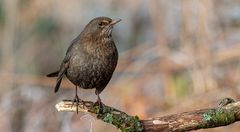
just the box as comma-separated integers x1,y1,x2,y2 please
1,0,240,132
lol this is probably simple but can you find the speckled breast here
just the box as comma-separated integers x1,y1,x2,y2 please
66,48,118,89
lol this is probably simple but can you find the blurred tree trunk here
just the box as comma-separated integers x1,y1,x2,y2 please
1,0,18,87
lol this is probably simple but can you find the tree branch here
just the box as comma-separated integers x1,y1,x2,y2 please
55,98,240,132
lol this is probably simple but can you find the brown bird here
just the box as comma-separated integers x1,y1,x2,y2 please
47,17,121,112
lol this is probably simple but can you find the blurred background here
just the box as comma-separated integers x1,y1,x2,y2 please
1,0,240,132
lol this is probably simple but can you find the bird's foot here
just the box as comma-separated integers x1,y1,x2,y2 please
71,95,84,114
94,98,104,113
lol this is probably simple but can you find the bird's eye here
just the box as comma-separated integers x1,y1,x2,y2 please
98,22,104,27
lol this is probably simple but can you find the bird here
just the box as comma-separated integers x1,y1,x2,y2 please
47,17,121,113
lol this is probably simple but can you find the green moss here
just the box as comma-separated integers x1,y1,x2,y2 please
93,104,144,132
201,108,235,128
103,113,113,124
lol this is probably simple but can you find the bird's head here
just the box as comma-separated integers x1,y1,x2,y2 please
82,17,121,38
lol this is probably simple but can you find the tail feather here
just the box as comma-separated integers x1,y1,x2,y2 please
54,77,62,93
54,67,67,93
46,70,63,93
46,71,59,77
47,62,68,93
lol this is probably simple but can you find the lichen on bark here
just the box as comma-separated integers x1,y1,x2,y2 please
93,104,144,132
202,108,235,128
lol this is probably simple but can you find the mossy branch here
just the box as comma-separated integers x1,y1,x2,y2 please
55,100,144,132
55,98,240,132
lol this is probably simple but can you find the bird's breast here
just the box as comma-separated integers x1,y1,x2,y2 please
66,41,118,88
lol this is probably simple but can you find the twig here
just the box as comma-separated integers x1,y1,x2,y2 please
56,98,240,132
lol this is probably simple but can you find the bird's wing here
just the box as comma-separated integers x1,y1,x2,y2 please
54,59,69,93
54,35,81,92
47,34,81,93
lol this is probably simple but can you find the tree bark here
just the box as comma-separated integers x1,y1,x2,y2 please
55,98,240,132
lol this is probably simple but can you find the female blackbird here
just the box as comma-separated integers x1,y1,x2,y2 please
47,17,121,112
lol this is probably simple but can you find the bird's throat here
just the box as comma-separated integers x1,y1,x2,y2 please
83,35,115,58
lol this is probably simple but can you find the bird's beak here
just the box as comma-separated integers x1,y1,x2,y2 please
110,19,121,25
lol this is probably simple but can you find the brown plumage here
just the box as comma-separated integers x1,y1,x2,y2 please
47,17,121,112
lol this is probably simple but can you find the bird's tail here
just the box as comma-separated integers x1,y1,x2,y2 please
55,77,63,93
46,71,59,77
46,70,64,93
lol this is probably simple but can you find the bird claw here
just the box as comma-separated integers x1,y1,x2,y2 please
71,95,83,114
94,98,103,113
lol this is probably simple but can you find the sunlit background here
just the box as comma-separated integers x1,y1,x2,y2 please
1,0,240,132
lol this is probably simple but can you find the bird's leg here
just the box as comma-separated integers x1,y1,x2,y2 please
95,91,103,113
71,85,81,114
